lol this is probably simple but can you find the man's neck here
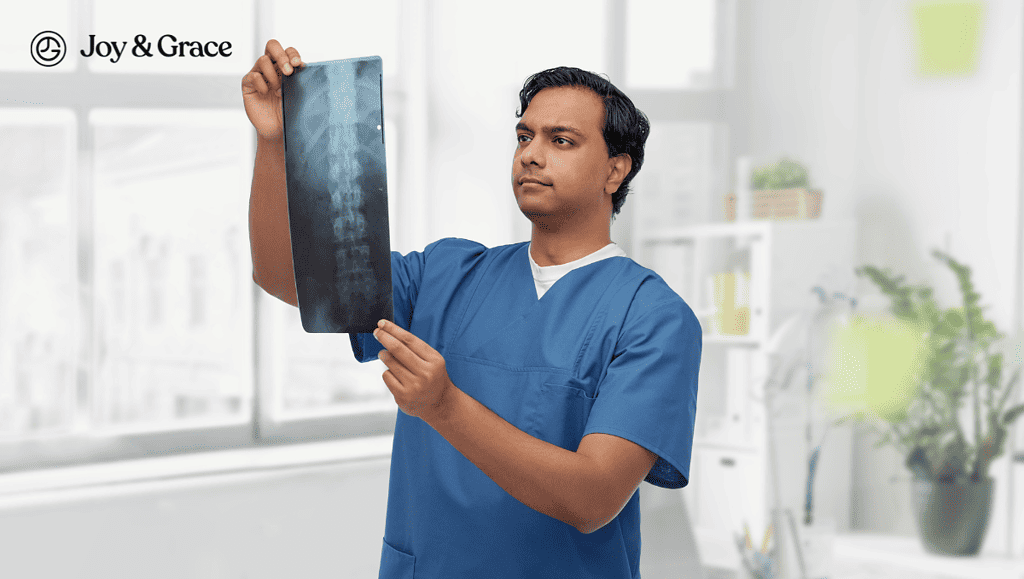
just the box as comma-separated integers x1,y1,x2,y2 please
528,227,613,267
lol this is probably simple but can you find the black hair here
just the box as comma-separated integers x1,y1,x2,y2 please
516,66,650,215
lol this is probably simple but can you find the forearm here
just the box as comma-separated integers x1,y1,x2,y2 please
426,384,617,533
248,135,297,306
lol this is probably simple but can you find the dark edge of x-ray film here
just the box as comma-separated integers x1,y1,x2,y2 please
281,56,393,334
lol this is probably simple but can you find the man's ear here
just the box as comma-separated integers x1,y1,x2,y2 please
605,154,633,195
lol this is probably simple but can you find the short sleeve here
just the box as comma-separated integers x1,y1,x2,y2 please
349,245,427,362
583,297,702,488
348,237,482,362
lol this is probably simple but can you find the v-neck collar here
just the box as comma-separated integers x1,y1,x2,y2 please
448,241,633,367
526,242,627,300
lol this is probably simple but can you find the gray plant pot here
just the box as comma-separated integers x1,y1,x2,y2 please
911,476,994,556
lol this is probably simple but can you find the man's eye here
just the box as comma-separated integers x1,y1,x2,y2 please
554,137,572,145
517,134,532,143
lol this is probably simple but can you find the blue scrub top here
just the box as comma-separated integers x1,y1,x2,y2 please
351,238,701,579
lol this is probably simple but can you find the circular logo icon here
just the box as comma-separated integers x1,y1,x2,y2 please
31,31,66,67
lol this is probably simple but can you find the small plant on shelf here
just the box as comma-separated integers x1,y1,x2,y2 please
750,157,810,190
728,156,821,220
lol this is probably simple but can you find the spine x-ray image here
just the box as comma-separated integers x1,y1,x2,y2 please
282,56,393,334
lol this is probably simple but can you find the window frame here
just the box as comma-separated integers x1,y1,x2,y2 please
0,0,408,474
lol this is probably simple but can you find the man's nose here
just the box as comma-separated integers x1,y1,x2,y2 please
520,141,544,167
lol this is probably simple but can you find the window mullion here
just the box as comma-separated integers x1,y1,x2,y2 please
74,106,95,432
73,0,96,436
251,0,268,444
606,0,626,83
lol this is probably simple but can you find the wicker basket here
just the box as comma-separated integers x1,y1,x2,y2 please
725,188,823,221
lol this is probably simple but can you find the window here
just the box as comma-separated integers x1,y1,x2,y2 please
0,0,412,472
90,109,254,432
0,109,76,439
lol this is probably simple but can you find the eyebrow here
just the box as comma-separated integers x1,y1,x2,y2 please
515,122,585,137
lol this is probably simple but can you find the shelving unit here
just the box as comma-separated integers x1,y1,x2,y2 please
633,217,858,572
831,533,1024,578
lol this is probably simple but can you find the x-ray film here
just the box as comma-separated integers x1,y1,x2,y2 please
282,56,393,334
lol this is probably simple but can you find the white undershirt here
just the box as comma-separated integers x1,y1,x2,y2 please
527,242,628,299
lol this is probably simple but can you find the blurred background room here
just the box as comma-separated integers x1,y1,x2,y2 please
2,1,1024,578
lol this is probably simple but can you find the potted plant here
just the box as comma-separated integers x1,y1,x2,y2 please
750,157,822,220
725,157,823,221
825,248,1024,556
750,157,810,190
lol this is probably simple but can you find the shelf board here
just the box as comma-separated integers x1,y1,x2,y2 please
693,438,763,453
637,220,770,243
832,533,1024,578
636,218,856,244
702,333,762,346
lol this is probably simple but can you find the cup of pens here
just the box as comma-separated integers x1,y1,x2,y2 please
735,521,778,579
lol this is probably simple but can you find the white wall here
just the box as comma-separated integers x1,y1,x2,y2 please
749,0,862,226
0,453,703,578
0,458,392,578
749,0,1023,552
856,0,1022,551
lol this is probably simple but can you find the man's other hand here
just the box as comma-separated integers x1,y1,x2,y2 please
374,320,454,423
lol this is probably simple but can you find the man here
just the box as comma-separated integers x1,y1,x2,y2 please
243,39,701,578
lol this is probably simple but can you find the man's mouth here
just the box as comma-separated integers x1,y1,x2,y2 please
518,176,551,186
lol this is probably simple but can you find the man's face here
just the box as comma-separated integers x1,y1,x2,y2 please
511,86,615,225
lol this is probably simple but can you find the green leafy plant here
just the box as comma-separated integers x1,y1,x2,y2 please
750,157,810,189
829,249,1024,483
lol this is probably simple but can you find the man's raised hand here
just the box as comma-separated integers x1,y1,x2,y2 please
241,39,304,141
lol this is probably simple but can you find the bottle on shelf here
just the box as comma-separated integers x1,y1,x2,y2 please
707,244,752,337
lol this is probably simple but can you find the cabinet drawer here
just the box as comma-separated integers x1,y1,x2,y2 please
693,447,766,534
691,447,766,569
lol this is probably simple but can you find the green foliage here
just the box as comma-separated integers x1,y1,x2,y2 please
832,249,1022,483
751,157,810,189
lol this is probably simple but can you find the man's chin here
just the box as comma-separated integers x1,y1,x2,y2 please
517,207,571,232
516,197,549,217
518,208,548,221
518,206,548,223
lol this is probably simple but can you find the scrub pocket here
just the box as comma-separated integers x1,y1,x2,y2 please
523,380,597,450
378,538,415,579
445,355,597,452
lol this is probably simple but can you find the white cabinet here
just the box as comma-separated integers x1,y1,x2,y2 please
688,446,764,569
634,218,857,572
